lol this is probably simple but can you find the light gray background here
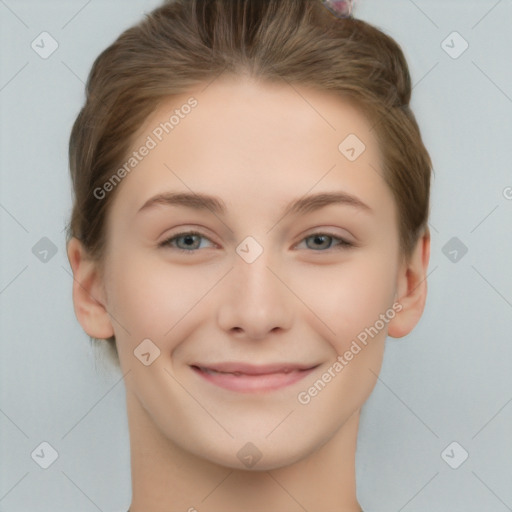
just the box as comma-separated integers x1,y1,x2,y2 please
1,1,511,511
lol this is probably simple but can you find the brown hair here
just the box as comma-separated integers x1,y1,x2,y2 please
67,0,432,366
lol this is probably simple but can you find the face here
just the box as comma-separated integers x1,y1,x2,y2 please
100,75,405,470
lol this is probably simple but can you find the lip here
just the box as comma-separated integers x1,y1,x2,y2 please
190,362,320,393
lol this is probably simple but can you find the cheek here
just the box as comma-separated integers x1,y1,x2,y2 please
105,252,209,346
299,252,397,351
291,256,396,412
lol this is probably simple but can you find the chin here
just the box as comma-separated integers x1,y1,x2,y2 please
186,435,316,472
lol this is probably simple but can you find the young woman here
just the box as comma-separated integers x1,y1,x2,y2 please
66,0,431,510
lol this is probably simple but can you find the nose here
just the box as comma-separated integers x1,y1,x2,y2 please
216,249,294,340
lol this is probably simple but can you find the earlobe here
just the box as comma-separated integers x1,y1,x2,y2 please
66,237,114,340
387,229,431,338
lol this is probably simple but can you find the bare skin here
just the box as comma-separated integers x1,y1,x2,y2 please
68,74,430,512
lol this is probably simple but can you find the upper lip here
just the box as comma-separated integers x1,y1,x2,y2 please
191,362,319,375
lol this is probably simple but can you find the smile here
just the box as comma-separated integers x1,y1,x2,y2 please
190,363,319,393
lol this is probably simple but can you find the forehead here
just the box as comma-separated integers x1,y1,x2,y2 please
139,74,380,161
108,74,392,223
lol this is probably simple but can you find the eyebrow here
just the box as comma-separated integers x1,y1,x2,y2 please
137,190,373,218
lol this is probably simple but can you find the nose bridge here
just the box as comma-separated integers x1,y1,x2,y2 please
216,239,293,338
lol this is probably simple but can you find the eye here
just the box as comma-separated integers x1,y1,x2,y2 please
296,232,354,251
158,230,353,254
158,231,215,253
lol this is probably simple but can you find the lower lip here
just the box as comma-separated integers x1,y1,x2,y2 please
191,366,317,393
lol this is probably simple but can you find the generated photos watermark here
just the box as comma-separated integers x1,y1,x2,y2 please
297,301,403,405
93,96,198,200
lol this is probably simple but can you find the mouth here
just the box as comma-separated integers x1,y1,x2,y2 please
190,362,320,393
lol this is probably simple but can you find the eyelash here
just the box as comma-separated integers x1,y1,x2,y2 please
158,230,354,254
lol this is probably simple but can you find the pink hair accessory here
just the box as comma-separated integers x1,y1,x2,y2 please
322,0,354,18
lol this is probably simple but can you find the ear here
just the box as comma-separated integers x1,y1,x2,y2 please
387,229,431,338
66,237,114,339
